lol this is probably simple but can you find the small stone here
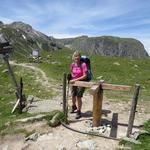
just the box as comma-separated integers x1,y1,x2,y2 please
96,76,103,80
134,64,138,68
77,140,97,150
113,62,120,66
25,132,40,141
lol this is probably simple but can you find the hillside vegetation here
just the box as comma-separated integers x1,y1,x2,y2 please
36,49,150,100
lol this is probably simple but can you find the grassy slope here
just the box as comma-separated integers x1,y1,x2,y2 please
91,54,150,101
36,49,150,101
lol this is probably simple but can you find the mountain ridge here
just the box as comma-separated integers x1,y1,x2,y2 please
56,35,149,58
0,21,149,59
0,21,62,58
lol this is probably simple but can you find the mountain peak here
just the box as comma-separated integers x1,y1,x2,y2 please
0,21,63,57
10,21,32,32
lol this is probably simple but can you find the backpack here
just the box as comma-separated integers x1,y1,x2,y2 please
80,55,93,81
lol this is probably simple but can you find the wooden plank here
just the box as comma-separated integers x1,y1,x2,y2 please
70,81,96,88
126,84,140,137
110,113,118,138
102,83,132,91
92,85,103,127
70,81,132,91
0,47,12,54
90,85,99,95
90,80,104,95
0,49,9,54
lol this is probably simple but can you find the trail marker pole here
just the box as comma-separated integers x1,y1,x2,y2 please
3,54,20,95
0,37,26,113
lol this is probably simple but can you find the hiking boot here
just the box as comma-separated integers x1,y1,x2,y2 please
75,110,81,119
70,105,77,113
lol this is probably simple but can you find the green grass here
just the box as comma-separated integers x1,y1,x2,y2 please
34,49,150,101
119,120,150,150
37,48,72,82
0,48,150,135
90,55,150,101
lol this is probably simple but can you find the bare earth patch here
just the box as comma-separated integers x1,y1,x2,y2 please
0,93,149,150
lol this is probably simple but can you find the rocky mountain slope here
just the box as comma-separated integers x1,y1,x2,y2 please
56,36,149,58
0,21,149,59
0,21,62,57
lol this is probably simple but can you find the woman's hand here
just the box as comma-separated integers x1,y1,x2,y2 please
69,79,76,84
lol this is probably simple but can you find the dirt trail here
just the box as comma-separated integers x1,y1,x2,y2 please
9,61,60,92
0,62,149,150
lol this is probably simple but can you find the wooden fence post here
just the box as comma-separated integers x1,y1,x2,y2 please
92,84,103,127
19,77,23,113
126,84,140,137
63,73,67,115
3,54,19,95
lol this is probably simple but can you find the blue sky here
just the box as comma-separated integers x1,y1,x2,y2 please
0,0,150,55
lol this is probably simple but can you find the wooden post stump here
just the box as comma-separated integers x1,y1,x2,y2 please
91,84,103,127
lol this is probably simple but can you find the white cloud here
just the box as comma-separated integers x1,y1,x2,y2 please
51,33,81,39
0,17,13,24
